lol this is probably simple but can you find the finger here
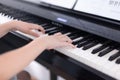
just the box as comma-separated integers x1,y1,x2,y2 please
38,25,45,33
58,35,72,43
60,42,76,48
31,24,45,33
27,30,39,37
59,38,72,43
54,32,62,36
48,42,75,50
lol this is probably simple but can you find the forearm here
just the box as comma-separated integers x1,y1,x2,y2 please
0,40,46,80
0,24,10,38
0,21,15,38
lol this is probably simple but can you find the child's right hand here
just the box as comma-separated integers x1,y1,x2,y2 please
35,32,75,50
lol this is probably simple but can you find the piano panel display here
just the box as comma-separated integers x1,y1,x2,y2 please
74,0,120,21
40,0,76,9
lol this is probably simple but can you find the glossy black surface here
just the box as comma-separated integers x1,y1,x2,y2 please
109,51,120,61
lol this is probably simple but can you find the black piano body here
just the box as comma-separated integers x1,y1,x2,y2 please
0,0,120,80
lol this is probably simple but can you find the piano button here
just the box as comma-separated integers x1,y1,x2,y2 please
109,51,120,61
98,46,115,57
82,40,99,50
116,58,120,64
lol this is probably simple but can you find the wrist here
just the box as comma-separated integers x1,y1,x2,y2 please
3,20,18,31
33,38,48,50
21,38,47,56
9,20,19,31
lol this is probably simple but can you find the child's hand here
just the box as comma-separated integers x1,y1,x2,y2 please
10,20,45,37
35,33,75,49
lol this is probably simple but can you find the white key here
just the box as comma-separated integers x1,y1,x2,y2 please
64,32,71,35
115,64,120,80
98,49,119,78
73,37,83,42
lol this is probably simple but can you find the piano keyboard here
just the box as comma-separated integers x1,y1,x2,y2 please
1,4,120,80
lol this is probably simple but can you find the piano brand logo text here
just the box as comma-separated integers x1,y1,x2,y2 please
109,0,120,7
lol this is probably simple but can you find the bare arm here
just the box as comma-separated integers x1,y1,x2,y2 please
0,21,74,80
0,39,46,80
0,21,14,38
0,33,74,80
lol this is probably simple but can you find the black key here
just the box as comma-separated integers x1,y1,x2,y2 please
27,19,42,23
82,40,99,50
98,46,115,57
72,33,92,45
72,37,83,45
77,38,94,48
67,32,79,36
72,40,80,45
60,30,69,34
69,34,80,40
72,34,92,45
109,51,120,61
76,35,93,43
43,25,52,29
92,41,111,54
48,29,61,35
45,27,58,33
116,58,120,64
19,17,35,21
77,40,88,48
